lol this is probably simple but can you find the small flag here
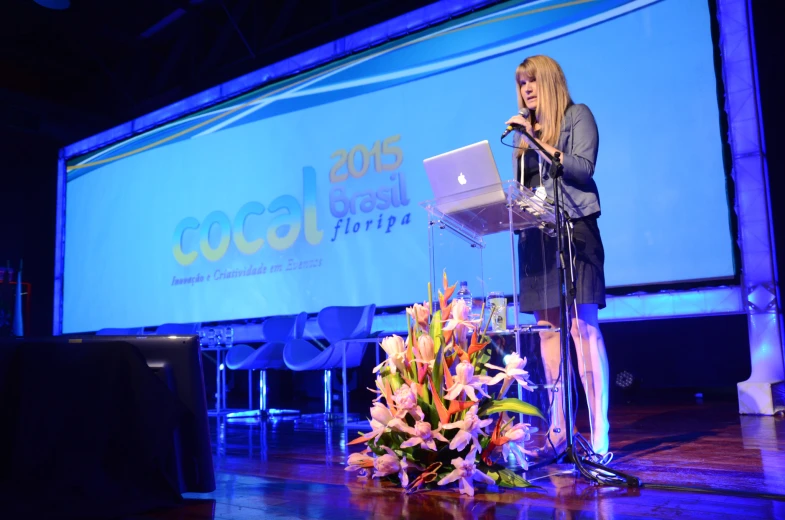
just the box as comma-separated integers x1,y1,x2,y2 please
13,260,23,337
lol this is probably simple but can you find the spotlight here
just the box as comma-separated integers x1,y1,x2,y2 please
614,370,639,404
615,370,634,389
502,354,512,366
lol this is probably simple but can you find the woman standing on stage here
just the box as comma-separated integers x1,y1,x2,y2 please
505,55,610,458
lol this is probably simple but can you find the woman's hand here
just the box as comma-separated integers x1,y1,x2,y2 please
505,114,534,139
506,113,559,163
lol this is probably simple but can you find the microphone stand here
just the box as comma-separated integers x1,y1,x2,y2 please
511,126,640,487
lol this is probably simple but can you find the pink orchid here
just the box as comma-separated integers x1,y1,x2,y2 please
373,335,407,375
373,447,401,479
485,353,534,398
368,375,385,403
444,361,491,402
398,457,420,487
499,421,537,470
365,402,406,443
399,421,449,451
372,447,415,486
345,448,375,477
442,404,493,452
392,383,425,421
415,335,435,366
413,335,436,382
442,299,479,341
406,302,431,329
437,450,495,497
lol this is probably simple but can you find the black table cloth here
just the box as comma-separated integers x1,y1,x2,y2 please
0,339,188,519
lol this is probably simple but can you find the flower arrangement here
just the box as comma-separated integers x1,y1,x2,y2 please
345,272,544,496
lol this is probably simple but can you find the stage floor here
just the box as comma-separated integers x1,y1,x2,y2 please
139,400,785,519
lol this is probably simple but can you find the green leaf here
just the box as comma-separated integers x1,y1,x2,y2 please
429,310,443,340
388,373,404,392
486,468,537,489
367,442,386,456
425,398,441,429
433,335,443,355
436,470,453,481
429,310,445,400
419,399,438,428
431,345,445,401
478,398,544,419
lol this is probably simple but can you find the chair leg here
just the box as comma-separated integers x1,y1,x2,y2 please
342,342,348,425
227,368,264,420
324,370,332,414
222,351,227,410
260,369,268,412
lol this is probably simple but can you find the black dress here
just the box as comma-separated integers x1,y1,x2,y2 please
517,149,606,312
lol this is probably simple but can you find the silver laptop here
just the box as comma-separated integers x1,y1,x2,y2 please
423,140,508,232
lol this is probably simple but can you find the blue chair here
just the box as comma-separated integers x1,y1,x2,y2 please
96,327,145,335
225,313,307,418
283,304,378,424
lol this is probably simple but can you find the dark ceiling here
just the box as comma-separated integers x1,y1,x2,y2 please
1,0,456,145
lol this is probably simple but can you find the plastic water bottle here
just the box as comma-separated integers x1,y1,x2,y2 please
455,281,473,316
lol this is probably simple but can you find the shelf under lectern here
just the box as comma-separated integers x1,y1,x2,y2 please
421,179,560,347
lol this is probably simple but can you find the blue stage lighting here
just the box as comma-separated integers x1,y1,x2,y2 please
33,0,70,10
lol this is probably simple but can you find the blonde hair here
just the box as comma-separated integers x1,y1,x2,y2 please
514,55,573,157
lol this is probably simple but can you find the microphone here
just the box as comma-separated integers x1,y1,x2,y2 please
501,107,531,139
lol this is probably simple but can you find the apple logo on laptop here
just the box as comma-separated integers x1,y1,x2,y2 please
458,173,467,185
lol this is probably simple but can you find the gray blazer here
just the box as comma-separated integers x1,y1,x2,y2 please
513,103,601,219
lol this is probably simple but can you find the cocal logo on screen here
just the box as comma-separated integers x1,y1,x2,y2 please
172,135,410,266
172,167,322,266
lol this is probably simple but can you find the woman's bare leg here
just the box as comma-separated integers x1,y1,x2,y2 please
535,307,567,453
570,303,610,454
